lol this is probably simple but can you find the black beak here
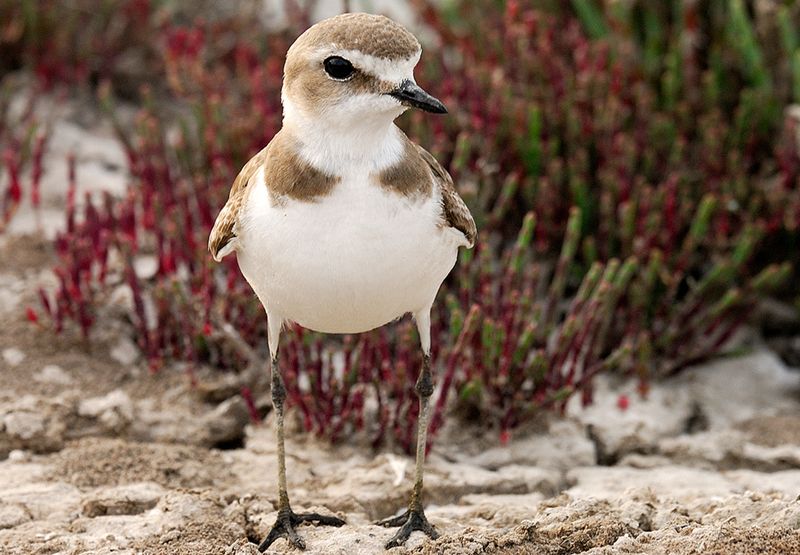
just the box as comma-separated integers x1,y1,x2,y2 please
388,80,447,114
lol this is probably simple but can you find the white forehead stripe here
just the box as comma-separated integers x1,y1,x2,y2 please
319,48,421,84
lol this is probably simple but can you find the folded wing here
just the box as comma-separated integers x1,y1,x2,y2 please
415,145,476,248
208,146,270,261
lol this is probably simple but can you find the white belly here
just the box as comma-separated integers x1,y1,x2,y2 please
237,171,464,333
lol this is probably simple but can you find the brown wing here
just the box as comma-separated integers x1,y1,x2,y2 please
208,145,269,261
416,145,476,247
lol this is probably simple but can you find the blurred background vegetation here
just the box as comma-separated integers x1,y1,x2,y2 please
1,0,799,452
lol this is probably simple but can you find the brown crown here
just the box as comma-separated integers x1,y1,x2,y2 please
290,13,421,61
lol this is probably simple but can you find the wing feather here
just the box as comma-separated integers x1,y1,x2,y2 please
208,145,269,261
415,145,476,247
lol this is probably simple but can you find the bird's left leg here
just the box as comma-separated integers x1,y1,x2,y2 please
377,308,439,548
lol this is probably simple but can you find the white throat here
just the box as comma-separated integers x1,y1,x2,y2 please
281,97,405,176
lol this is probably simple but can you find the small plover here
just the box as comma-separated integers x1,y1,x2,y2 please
209,12,475,551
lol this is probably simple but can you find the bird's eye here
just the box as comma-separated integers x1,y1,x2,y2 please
323,56,355,80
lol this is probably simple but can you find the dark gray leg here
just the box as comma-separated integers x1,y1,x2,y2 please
377,351,439,549
258,352,344,552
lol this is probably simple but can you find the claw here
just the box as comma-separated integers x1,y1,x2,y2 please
258,507,345,552
376,508,438,549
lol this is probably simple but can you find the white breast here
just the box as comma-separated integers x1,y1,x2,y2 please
236,168,463,334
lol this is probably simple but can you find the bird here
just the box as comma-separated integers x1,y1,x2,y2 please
208,12,475,551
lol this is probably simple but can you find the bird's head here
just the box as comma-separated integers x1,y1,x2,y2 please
281,13,446,128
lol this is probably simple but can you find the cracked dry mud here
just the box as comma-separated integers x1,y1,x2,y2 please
2,319,800,555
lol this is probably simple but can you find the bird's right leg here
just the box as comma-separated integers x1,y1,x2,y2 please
376,308,439,548
257,315,344,552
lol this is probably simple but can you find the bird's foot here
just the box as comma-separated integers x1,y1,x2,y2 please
258,506,345,552
376,508,438,549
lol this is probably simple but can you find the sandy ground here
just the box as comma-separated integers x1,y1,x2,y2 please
2,87,800,555
2,320,800,555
